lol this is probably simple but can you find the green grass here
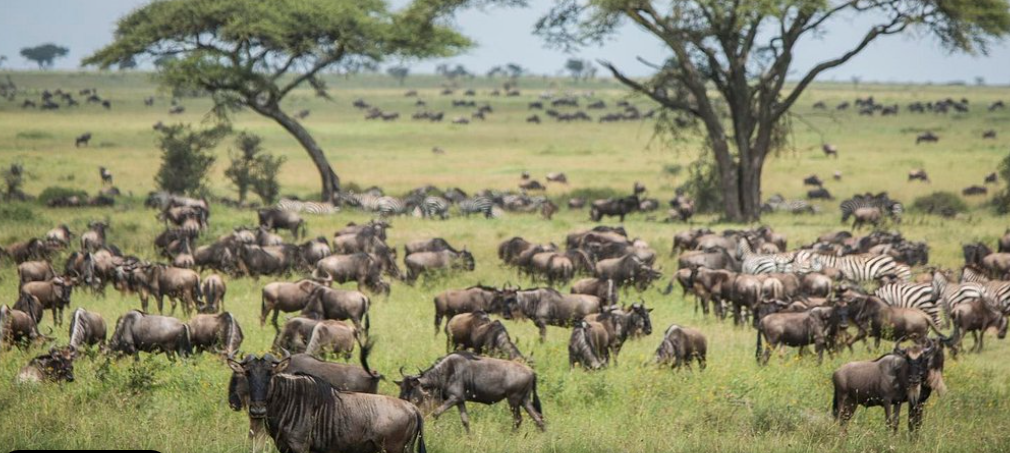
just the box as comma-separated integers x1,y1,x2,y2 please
0,71,1009,453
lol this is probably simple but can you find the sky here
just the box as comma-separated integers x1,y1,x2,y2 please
1,0,1009,84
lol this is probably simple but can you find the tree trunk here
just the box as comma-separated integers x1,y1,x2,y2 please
710,138,744,222
255,105,340,202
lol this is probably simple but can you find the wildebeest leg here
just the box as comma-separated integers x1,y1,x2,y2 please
975,330,985,352
760,341,772,366
535,320,547,342
522,398,545,431
510,403,523,431
272,309,281,334
157,294,165,314
697,353,706,370
883,402,895,433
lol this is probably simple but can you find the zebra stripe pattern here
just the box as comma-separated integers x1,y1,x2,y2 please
419,196,450,219
810,253,910,282
458,196,497,218
277,198,339,215
840,197,903,221
873,283,941,325
931,272,986,325
738,240,794,274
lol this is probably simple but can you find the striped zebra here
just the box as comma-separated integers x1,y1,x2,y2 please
458,196,497,218
738,239,794,274
839,194,903,222
762,196,818,214
418,196,450,219
958,266,1010,315
276,198,339,215
810,253,911,282
374,196,406,217
873,282,941,325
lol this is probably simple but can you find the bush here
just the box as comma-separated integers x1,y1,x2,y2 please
38,186,88,205
154,123,229,196
224,132,285,205
912,191,968,217
560,187,623,203
994,151,1010,215
677,152,723,214
0,204,37,223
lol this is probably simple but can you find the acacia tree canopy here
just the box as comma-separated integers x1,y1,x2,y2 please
537,0,1010,221
84,0,523,202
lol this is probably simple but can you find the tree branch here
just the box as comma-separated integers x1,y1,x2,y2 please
600,61,701,118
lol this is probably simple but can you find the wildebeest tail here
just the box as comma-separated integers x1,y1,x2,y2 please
297,220,307,240
193,278,204,305
205,283,216,312
755,327,764,363
364,312,371,336
415,409,427,453
180,324,193,357
358,336,379,378
532,374,543,415
831,388,839,419
660,280,673,295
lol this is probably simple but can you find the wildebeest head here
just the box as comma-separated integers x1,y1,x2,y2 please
459,249,475,271
29,347,77,382
227,353,290,419
492,285,518,319
628,303,654,336
893,339,937,406
395,370,434,410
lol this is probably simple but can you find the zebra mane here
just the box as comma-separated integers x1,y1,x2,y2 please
69,308,86,349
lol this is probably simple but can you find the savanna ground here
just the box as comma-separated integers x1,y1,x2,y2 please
0,71,1009,453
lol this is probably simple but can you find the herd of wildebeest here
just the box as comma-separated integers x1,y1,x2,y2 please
2,81,1010,451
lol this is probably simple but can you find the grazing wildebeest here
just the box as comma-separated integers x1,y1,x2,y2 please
590,195,639,222
512,288,602,341
852,207,882,229
807,187,833,200
300,286,371,331
448,314,524,361
432,285,515,333
272,317,321,353
916,131,939,144
595,254,660,291
404,249,475,283
962,185,988,196
498,237,537,266
188,312,243,356
200,274,226,313
583,303,653,361
803,175,824,187
3,238,51,264
67,308,106,350
107,311,192,360
16,347,76,383
20,277,73,326
300,236,331,266
832,339,945,433
260,279,321,332
822,143,839,158
237,244,300,278
305,320,358,359
654,324,707,370
397,352,544,433
228,353,424,453
257,208,306,239
845,294,944,349
985,172,999,185
571,278,618,306
948,298,1007,356
75,132,92,148
568,320,609,370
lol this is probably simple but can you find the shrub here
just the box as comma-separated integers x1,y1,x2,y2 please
560,186,623,203
994,151,1010,215
912,191,968,217
0,204,37,223
154,123,229,196
225,132,285,205
677,152,722,214
38,186,88,206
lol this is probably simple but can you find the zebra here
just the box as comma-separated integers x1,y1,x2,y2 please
810,253,910,282
458,196,497,218
839,193,903,223
373,196,406,217
958,265,1010,315
737,239,794,274
873,282,941,326
276,198,339,215
959,264,990,284
762,195,818,214
418,196,450,219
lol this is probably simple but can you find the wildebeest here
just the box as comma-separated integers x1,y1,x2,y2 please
595,254,660,291
300,286,371,332
432,285,515,333
446,312,524,361
756,305,844,365
962,185,988,196
404,249,475,283
257,208,306,239
299,236,332,266
916,131,939,144
67,308,106,350
397,352,544,433
948,298,1007,356
200,274,226,313
133,263,202,315
807,187,833,200
803,174,824,187
75,132,92,148
583,303,653,361
80,221,108,252
16,347,76,383
405,237,459,256
20,277,73,326
188,312,243,356
511,288,602,341
45,224,74,248
313,253,389,294
845,294,944,350
654,324,707,370
571,278,618,306
259,279,320,332
228,354,425,453
237,244,300,278
0,304,50,348
568,320,609,370
590,195,639,222
272,317,321,353
908,169,930,182
2,238,51,264
832,340,944,432
304,320,358,359
852,207,882,229
17,260,57,286
107,310,192,359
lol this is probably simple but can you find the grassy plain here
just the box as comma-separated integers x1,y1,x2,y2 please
0,71,1008,453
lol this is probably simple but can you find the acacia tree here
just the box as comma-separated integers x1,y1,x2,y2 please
84,0,517,202
20,43,69,69
537,0,1010,221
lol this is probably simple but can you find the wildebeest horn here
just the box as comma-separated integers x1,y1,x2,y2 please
399,366,406,377
279,347,292,359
